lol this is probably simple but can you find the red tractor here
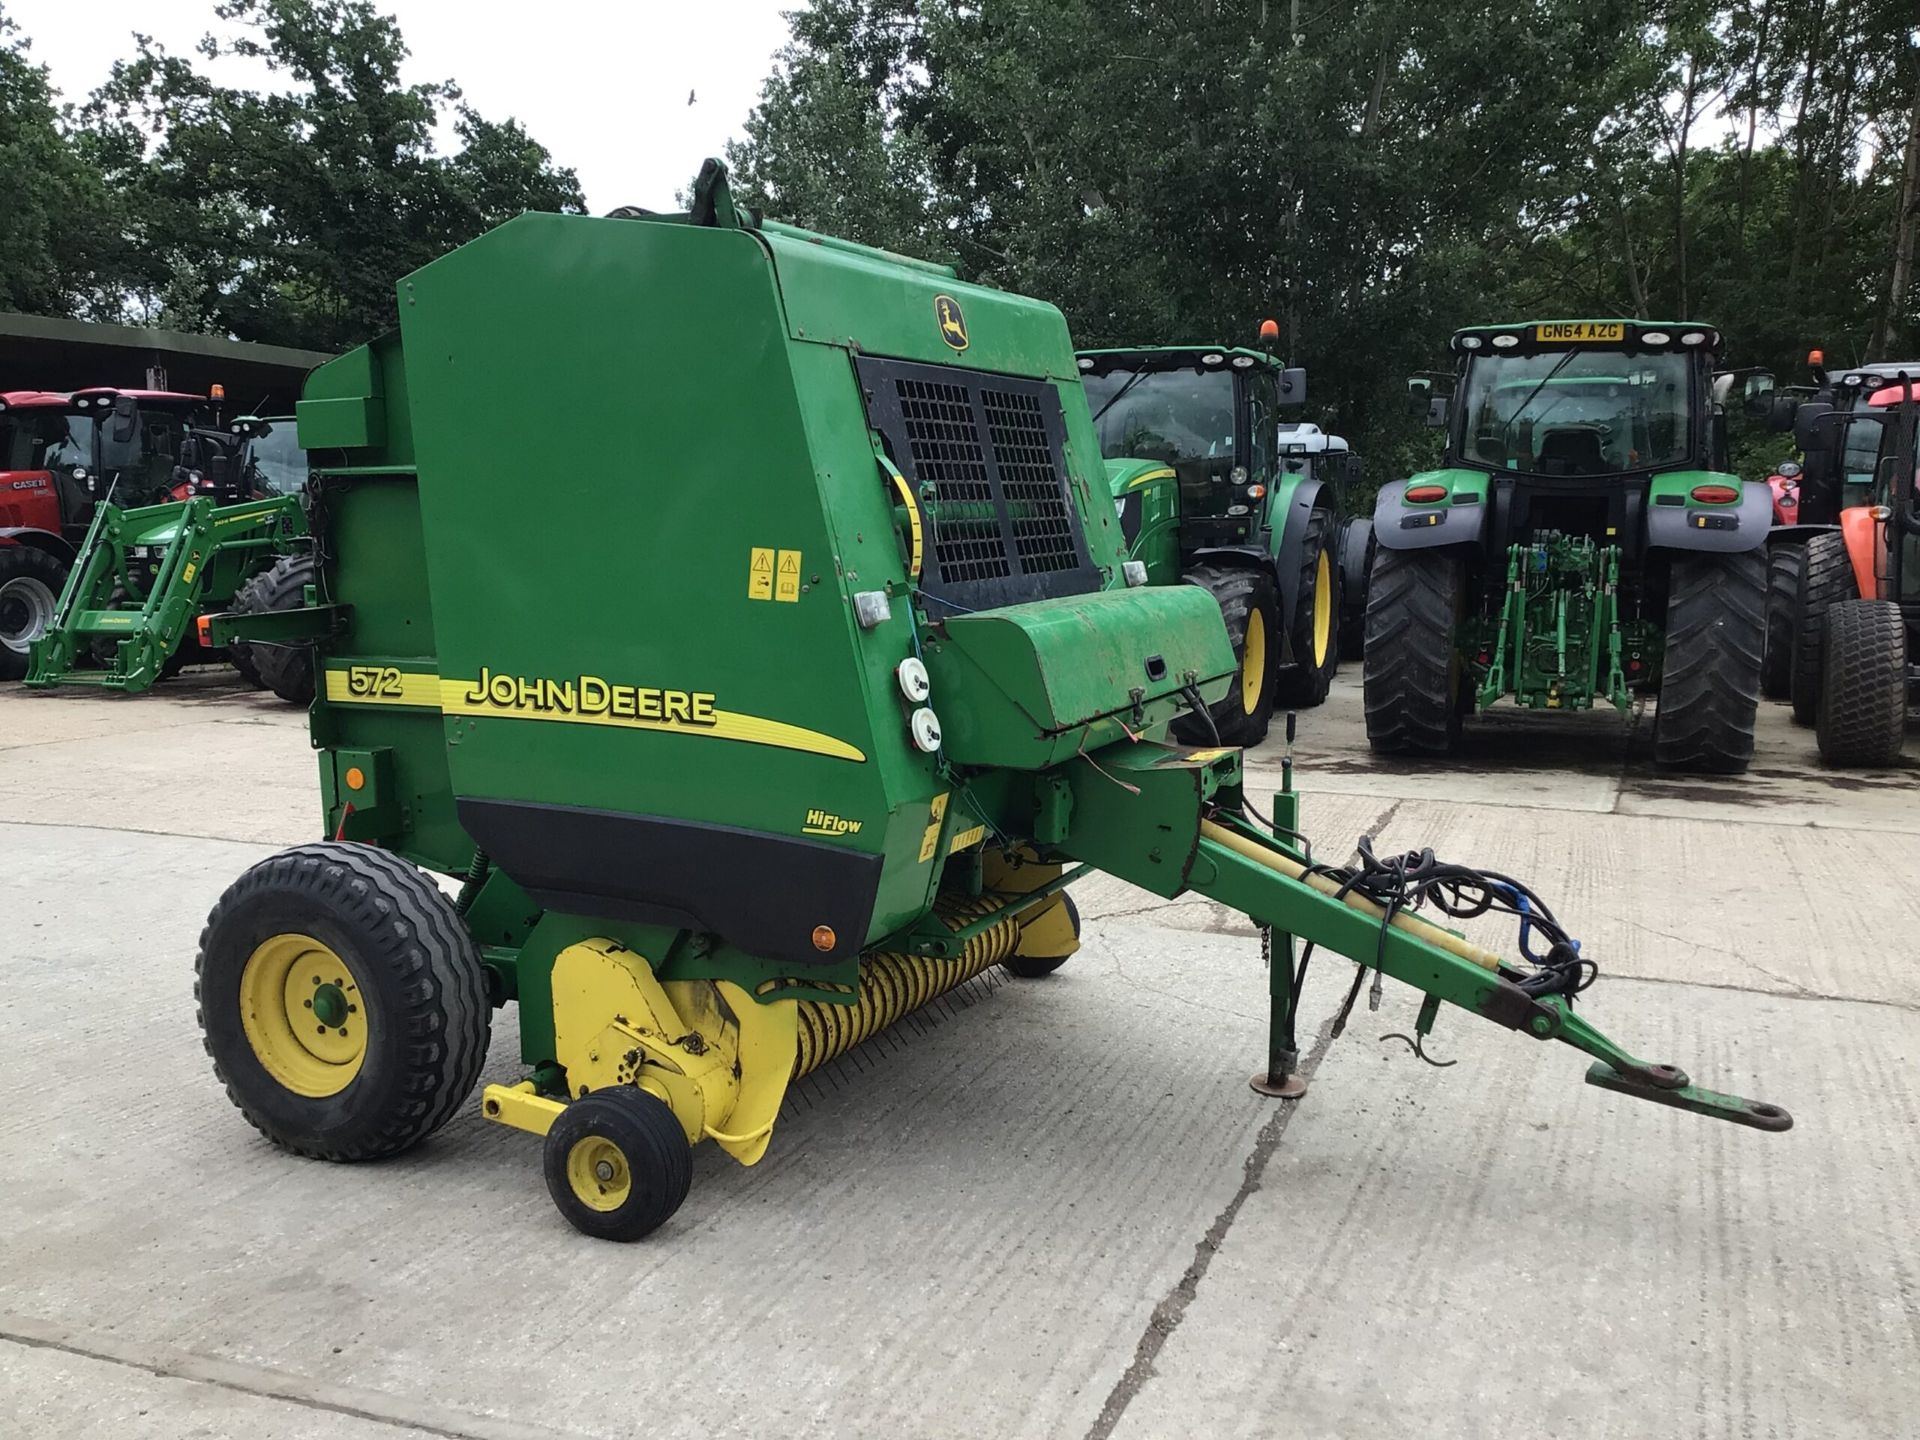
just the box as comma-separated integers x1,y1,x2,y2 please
0,387,222,678
1788,377,1919,764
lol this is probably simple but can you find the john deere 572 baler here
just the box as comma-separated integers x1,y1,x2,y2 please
199,163,1787,1241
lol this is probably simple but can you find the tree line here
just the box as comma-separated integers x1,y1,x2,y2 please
1,0,1913,481
727,0,1918,478
0,0,582,352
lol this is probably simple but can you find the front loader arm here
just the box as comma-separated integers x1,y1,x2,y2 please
1054,741,1791,1132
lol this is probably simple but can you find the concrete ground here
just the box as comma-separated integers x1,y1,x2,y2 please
2,667,1916,1439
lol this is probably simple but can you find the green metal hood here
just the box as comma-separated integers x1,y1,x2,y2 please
922,586,1234,769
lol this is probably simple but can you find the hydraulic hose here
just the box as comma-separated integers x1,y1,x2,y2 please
1199,819,1503,971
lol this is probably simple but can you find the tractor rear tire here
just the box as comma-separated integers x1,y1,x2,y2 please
1171,565,1279,747
231,552,318,706
543,1087,692,1242
1790,531,1855,726
1761,545,1800,700
1815,601,1908,767
195,841,492,1161
0,545,67,681
1653,550,1766,774
1274,507,1339,708
1363,546,1463,756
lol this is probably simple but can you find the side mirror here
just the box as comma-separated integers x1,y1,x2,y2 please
1792,402,1835,455
1405,376,1432,419
1425,397,1449,429
1742,372,1776,417
1766,393,1799,432
1277,367,1307,408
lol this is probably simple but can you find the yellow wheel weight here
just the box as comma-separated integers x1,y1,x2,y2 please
1311,548,1333,668
566,1136,633,1212
1240,612,1267,713
238,933,367,1098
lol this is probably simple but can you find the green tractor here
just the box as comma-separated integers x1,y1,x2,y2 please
1079,339,1342,744
26,400,312,695
1367,320,1769,772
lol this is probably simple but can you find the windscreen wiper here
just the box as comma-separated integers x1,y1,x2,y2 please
1503,350,1580,450
1090,369,1151,426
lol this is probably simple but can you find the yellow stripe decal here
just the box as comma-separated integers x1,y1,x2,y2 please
1127,467,1177,489
324,667,442,709
323,666,866,763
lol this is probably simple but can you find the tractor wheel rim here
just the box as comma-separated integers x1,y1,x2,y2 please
0,574,56,654
566,1137,633,1212
238,933,367,1097
1311,550,1333,668
1241,610,1268,712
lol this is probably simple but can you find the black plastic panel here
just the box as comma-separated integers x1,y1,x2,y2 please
458,798,881,966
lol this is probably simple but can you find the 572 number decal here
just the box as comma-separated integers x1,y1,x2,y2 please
345,665,404,698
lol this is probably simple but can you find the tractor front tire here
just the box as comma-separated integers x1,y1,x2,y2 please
1790,531,1855,726
1815,601,1908,768
1761,545,1800,700
1274,507,1340,707
0,545,67,681
1653,550,1766,774
1171,565,1279,747
230,552,318,706
196,841,491,1161
543,1087,693,1242
1363,546,1463,756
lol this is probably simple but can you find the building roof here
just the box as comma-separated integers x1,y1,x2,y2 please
0,312,334,414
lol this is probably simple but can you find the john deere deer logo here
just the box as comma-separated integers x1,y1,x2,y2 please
934,294,968,351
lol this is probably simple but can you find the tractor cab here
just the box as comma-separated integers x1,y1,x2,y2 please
230,416,310,496
1801,381,1920,606
1079,346,1306,556
0,392,85,532
1407,321,1734,560
66,388,222,510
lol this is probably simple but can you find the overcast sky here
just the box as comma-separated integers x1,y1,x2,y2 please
7,0,799,213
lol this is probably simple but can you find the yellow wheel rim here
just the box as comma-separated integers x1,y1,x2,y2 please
1311,548,1333,668
1241,612,1268,713
238,933,367,1098
566,1136,633,1212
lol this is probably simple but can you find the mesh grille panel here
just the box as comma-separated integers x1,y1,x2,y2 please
982,387,1078,574
897,377,1010,582
859,355,1098,610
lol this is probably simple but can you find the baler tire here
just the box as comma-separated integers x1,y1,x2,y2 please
1171,565,1279,747
1815,600,1908,767
1761,545,1800,700
1652,549,1766,774
1274,506,1339,708
195,841,491,1162
0,545,67,681
1362,546,1462,756
1004,893,1080,978
1789,531,1855,726
230,552,317,706
542,1088,692,1242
